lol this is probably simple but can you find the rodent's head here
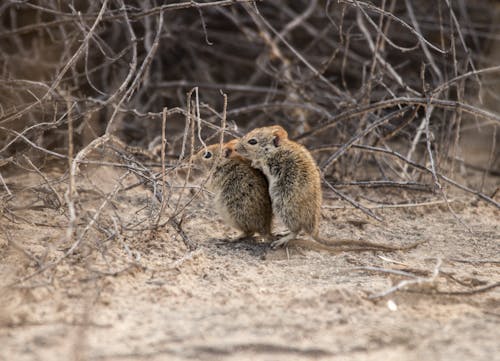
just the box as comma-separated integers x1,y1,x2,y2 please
191,140,239,170
235,125,288,160
224,139,240,159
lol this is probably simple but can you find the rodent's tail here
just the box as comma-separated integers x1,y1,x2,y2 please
313,235,425,252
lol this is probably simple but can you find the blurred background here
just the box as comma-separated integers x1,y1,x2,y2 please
0,0,498,196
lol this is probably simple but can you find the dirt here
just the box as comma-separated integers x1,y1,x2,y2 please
0,165,499,361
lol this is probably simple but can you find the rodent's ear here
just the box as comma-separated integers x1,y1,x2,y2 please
272,135,281,147
272,126,288,147
223,147,232,158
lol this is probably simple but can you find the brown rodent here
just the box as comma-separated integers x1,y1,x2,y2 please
235,125,418,251
191,140,272,240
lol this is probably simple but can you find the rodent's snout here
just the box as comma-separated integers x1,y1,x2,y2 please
233,141,244,153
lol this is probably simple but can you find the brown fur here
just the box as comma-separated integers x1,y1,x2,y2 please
191,141,272,239
235,125,420,251
235,126,322,247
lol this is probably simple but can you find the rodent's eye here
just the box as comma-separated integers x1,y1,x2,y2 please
203,151,212,159
248,139,258,145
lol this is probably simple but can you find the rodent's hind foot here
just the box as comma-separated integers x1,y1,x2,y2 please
233,232,254,242
273,232,290,238
271,232,297,249
259,233,275,243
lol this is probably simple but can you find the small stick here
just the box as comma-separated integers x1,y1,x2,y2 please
22,155,64,209
322,176,383,222
156,107,168,226
369,258,442,299
352,266,419,278
313,143,499,209
65,94,76,244
321,106,412,171
2,226,42,267
322,198,458,210
408,282,500,296
0,171,13,198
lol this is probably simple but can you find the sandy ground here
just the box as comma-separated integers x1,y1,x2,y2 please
0,165,499,361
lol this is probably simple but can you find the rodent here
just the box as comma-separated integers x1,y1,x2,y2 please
235,125,418,251
191,139,272,240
